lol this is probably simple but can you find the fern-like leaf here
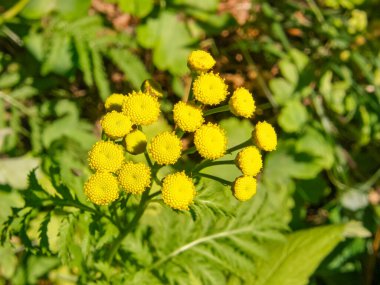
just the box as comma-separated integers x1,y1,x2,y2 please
92,48,110,101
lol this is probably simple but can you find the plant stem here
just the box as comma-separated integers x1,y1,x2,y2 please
183,146,197,155
194,160,235,172
226,139,252,154
204,105,230,116
1,0,30,22
105,190,150,263
196,173,232,186
144,151,153,168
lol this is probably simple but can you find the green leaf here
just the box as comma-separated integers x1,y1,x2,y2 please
92,49,111,101
254,224,346,285
269,78,295,105
73,35,93,86
56,0,92,20
107,49,150,89
289,49,309,71
295,127,334,170
41,34,73,76
279,59,298,84
20,0,56,19
137,12,198,75
278,100,308,133
118,0,154,18
0,156,40,189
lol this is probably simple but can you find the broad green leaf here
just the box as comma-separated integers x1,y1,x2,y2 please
118,0,154,18
254,224,346,285
269,78,295,105
56,0,91,20
289,49,309,71
169,0,219,11
278,100,308,133
279,59,298,84
295,127,334,170
137,12,198,75
20,0,56,19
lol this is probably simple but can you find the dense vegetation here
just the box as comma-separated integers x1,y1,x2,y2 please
0,0,379,284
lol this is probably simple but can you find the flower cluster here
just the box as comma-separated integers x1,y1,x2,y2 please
84,50,277,210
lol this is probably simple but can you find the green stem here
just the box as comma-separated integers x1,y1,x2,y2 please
204,105,230,116
144,151,153,168
226,139,252,154
183,146,197,155
196,173,232,186
194,160,235,172
106,190,150,263
1,0,30,22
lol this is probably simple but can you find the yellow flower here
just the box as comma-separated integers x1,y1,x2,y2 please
187,50,216,72
253,121,277,151
118,162,151,194
161,172,196,210
149,131,182,165
101,111,133,139
84,172,119,205
122,91,160,125
142,79,164,98
236,146,262,176
88,141,125,173
192,72,228,105
229,87,256,118
194,123,227,160
124,129,147,155
232,176,257,202
105,93,125,112
173,101,204,132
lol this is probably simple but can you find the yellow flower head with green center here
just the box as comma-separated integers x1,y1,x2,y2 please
142,79,164,98
194,123,227,160
105,93,125,112
101,111,133,139
236,146,262,176
118,162,151,195
253,121,277,151
88,141,125,173
232,176,257,202
192,72,229,105
124,129,147,155
229,87,256,118
122,91,160,126
149,131,182,165
173,101,204,132
187,50,216,72
161,172,196,210
84,172,119,205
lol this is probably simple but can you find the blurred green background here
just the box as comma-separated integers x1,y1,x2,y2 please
0,0,380,284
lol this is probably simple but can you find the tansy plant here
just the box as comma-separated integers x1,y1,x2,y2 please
1,50,282,284
84,50,277,210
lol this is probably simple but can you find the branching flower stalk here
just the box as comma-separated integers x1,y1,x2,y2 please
83,50,278,264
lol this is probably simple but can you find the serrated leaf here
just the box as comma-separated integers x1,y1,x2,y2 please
38,212,51,254
254,224,346,285
41,34,73,76
92,49,111,101
73,35,93,86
